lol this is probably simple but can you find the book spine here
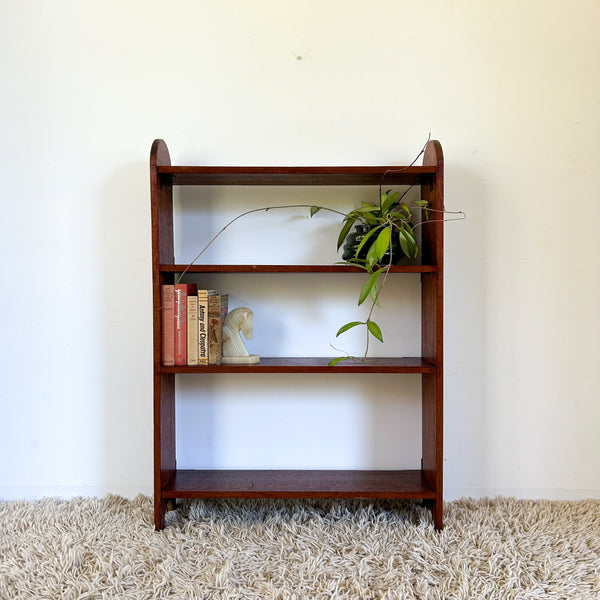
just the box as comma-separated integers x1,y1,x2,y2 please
161,285,175,366
208,294,223,365
197,292,209,365
175,284,197,366
187,295,199,366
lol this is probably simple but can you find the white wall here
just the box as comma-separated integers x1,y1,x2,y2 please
1,1,598,500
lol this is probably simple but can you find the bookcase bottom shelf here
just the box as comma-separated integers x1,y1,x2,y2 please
162,469,436,499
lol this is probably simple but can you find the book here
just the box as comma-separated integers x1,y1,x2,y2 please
208,294,228,365
161,285,175,366
174,283,197,366
187,295,199,366
197,290,216,365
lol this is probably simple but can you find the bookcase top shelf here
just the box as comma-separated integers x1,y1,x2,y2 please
160,264,437,274
156,165,437,186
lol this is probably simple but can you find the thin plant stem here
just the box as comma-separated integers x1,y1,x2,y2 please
411,209,466,231
378,133,431,200
175,204,346,284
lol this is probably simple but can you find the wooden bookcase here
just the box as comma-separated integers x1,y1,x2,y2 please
150,139,444,530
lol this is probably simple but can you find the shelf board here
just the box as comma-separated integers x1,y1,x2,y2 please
157,165,437,186
163,469,436,500
160,357,435,374
160,264,437,274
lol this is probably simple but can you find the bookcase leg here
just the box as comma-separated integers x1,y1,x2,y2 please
431,499,444,531
423,499,443,530
154,498,167,531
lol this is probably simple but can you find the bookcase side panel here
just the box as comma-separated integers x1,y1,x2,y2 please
153,373,175,529
420,140,444,526
151,140,176,529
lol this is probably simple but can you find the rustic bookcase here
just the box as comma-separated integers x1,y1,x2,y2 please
150,139,444,530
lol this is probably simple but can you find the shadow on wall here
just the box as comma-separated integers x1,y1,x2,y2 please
99,160,153,496
442,161,489,497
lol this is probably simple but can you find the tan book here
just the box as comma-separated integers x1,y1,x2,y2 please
187,295,198,366
197,290,215,365
174,283,197,366
208,294,228,365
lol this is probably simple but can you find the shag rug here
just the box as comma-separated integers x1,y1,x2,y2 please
0,495,599,599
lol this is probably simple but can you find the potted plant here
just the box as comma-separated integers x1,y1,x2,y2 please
310,189,429,365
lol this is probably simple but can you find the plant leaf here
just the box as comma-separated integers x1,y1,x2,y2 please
358,268,383,305
365,240,379,271
366,320,384,342
403,222,415,236
328,356,350,367
381,191,400,214
374,226,392,261
397,228,411,256
310,205,321,217
337,218,356,250
370,278,381,306
354,206,381,214
398,227,418,258
335,321,364,337
408,234,418,256
354,224,383,258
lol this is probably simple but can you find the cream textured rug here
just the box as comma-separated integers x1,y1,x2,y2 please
0,495,599,599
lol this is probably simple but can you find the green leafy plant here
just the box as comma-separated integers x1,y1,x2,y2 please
310,188,430,366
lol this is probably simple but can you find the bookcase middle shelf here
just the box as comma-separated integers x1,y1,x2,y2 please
160,357,436,374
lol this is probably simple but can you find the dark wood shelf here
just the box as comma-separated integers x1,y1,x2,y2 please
163,469,436,499
157,165,437,186
161,357,436,374
160,264,437,274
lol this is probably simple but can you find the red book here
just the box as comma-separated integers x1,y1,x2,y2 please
161,285,175,366
175,283,197,366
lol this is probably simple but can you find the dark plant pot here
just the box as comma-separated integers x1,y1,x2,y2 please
341,224,405,264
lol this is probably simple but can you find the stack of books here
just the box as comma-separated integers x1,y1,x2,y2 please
161,284,228,366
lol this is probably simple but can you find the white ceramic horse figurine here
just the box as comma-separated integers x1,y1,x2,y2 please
222,307,260,364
